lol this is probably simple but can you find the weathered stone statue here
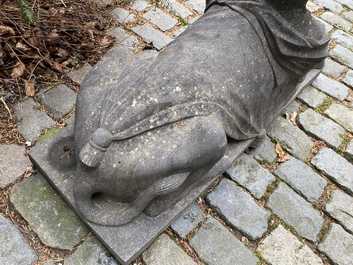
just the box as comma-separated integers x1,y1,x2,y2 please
73,0,329,226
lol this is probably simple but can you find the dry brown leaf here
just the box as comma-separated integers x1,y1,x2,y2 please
24,80,35,97
99,35,115,48
347,95,353,102
56,48,68,58
275,143,291,162
15,42,32,52
289,112,297,125
51,62,62,72
10,61,25,78
0,25,15,36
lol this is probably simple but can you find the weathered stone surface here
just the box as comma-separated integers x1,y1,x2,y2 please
324,103,353,132
168,0,193,18
144,9,178,31
267,182,324,241
170,201,204,238
342,69,353,87
206,178,270,240
0,214,37,265
0,144,31,188
65,236,119,265
110,8,135,24
311,73,349,100
297,108,345,149
257,225,323,265
108,27,138,50
345,138,353,161
38,84,77,120
313,0,343,13
10,173,89,249
128,0,151,11
311,148,353,194
186,0,205,14
297,86,327,109
189,217,258,265
320,11,352,30
67,63,92,84
282,100,300,115
248,135,277,164
325,190,353,233
267,117,314,161
142,233,196,265
313,17,334,33
331,30,353,50
318,223,353,265
322,58,347,78
173,26,187,38
335,0,353,10
226,154,275,199
330,45,353,69
14,98,56,141
306,1,320,12
131,24,173,50
343,11,353,22
274,157,327,203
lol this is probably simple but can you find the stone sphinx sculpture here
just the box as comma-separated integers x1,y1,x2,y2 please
73,0,329,226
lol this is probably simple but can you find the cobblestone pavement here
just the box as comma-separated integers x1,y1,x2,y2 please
1,0,353,264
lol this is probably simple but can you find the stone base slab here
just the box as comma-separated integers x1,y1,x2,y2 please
29,126,252,264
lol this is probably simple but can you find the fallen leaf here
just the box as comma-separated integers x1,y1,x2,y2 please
289,112,297,125
347,95,353,102
10,61,25,78
15,42,32,52
24,80,35,97
99,35,115,49
275,143,291,162
56,48,68,58
51,62,62,72
0,25,15,36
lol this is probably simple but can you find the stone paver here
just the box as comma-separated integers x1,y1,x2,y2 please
345,138,353,161
267,117,314,161
336,0,353,10
330,44,353,69
65,236,119,265
0,214,37,265
297,86,327,109
170,201,204,238
143,9,178,31
311,73,349,100
248,135,277,164
131,24,173,50
297,108,345,149
142,233,196,265
189,217,259,265
168,0,193,18
257,225,323,265
14,98,56,141
320,11,352,30
343,10,353,22
324,103,353,132
324,190,353,233
128,0,151,11
226,153,275,199
186,0,205,14
10,173,89,249
318,223,353,265
0,144,31,188
274,157,327,202
38,84,76,120
342,69,353,87
206,178,270,240
267,182,324,241
311,148,353,194
313,0,343,13
110,8,135,24
322,58,347,78
67,63,92,84
108,27,139,50
331,29,353,49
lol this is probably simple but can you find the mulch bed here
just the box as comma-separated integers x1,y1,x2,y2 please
0,0,117,144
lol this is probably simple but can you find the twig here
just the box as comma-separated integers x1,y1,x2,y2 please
0,97,12,119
